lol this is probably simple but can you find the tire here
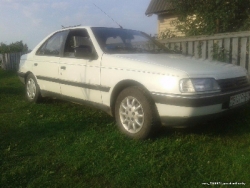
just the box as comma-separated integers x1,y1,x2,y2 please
25,74,41,103
115,86,160,139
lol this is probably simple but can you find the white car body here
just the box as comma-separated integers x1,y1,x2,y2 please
18,26,250,138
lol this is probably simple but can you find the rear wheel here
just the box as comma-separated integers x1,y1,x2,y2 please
115,86,160,139
25,74,41,103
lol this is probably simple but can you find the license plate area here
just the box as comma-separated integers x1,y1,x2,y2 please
229,91,250,107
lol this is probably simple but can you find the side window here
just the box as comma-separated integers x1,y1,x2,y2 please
64,29,96,59
36,31,68,56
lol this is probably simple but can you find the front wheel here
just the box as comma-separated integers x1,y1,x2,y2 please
25,74,41,103
115,86,160,139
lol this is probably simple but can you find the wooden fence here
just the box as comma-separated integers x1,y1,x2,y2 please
160,31,250,73
0,52,22,71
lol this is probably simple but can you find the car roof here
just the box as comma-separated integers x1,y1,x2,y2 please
59,26,121,32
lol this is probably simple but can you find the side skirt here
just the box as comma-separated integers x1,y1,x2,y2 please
40,90,112,116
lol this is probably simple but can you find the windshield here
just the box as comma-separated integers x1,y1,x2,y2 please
91,27,172,54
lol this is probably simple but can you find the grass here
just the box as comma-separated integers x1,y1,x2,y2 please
0,68,250,187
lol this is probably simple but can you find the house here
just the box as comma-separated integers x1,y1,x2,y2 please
145,0,183,37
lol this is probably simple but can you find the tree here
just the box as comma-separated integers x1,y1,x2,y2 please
168,0,250,36
0,41,29,54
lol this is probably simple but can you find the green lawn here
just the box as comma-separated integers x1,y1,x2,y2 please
0,69,249,188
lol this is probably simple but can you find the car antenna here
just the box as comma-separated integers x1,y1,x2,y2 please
93,3,123,29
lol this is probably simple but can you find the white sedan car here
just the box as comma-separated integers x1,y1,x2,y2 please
18,27,250,139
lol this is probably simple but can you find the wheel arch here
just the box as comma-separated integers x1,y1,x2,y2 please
24,71,35,83
25,72,42,103
110,79,154,116
24,71,43,96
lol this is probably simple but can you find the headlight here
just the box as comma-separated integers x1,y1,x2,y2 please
180,78,220,93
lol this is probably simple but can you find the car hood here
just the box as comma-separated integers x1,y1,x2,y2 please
113,53,246,79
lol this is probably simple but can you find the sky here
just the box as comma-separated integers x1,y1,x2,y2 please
0,0,157,50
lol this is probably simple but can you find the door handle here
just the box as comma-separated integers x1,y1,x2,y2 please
60,66,66,70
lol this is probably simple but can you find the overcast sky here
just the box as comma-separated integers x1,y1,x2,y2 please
0,0,157,49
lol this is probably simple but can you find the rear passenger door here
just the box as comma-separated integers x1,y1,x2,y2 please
32,30,68,95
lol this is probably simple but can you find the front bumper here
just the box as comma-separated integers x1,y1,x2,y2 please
151,87,250,125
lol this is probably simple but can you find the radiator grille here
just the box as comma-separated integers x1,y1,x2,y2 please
217,76,249,92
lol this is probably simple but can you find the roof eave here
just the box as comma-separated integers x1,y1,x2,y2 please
145,9,175,16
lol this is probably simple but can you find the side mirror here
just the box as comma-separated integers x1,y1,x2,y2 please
74,45,97,59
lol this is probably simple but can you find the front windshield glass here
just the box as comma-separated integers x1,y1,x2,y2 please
91,27,172,54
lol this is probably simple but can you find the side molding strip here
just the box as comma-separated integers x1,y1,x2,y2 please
37,75,110,92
